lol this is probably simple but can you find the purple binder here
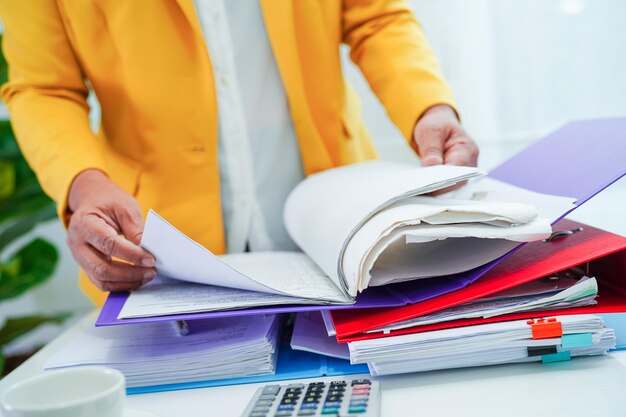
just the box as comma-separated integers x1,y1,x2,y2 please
96,118,626,326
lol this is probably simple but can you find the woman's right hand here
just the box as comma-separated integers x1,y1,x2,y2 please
66,169,156,292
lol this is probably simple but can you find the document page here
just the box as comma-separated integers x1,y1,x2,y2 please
119,277,338,319
141,211,350,302
339,177,576,295
46,314,281,387
342,198,552,294
283,162,484,295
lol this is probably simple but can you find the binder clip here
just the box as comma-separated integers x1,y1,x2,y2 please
527,318,562,339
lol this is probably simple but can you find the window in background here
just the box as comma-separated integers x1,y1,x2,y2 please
342,0,626,167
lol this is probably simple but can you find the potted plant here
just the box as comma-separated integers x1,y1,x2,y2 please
0,36,67,374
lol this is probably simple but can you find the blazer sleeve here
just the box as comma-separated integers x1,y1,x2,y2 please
0,0,108,226
342,0,458,152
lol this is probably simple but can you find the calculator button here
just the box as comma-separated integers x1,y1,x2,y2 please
351,379,371,386
350,395,369,401
288,384,305,389
348,406,368,414
297,410,316,416
274,411,294,417
262,385,281,395
300,403,319,410
325,395,343,402
323,401,341,408
259,394,277,401
280,398,297,405
306,386,325,393
285,388,302,394
321,407,340,415
302,397,320,404
309,382,325,386
351,389,370,395
330,380,347,386
248,412,267,417
349,400,368,407
283,392,300,400
277,405,296,411
252,405,271,412
255,399,274,407
327,390,344,396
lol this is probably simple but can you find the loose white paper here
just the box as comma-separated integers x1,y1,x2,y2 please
284,162,485,295
141,211,349,302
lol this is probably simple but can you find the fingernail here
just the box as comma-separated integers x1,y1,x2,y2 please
141,257,155,267
423,154,443,166
143,271,156,281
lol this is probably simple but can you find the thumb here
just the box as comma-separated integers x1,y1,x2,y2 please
415,128,445,166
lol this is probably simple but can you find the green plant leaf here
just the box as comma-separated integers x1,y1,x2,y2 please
0,160,15,199
0,203,57,252
0,120,21,161
0,238,58,301
0,35,7,86
0,313,70,347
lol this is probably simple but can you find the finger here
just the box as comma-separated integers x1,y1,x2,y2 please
74,243,156,290
443,135,479,167
415,125,446,166
113,204,145,246
82,215,155,267
444,147,473,167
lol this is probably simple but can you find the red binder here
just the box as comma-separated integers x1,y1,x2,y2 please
331,219,626,342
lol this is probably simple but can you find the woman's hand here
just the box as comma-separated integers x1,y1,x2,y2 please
66,169,156,292
413,104,479,194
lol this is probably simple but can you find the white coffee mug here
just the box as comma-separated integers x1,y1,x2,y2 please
1,367,126,417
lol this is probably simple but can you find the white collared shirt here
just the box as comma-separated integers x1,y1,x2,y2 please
194,0,305,253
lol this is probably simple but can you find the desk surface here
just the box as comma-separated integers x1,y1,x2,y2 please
1,313,626,417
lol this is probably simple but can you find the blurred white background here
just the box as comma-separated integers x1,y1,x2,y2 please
1,0,625,354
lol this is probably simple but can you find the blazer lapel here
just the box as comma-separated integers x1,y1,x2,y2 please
173,0,203,39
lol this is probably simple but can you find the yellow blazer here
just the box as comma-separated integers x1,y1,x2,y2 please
0,0,456,306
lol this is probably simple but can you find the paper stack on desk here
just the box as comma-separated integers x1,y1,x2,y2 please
45,315,281,388
367,273,599,333
348,315,615,376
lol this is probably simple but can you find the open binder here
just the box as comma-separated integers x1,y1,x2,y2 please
331,218,626,342
97,117,626,327
329,117,626,340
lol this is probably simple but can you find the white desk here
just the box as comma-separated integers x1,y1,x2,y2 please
2,179,625,416
2,312,626,417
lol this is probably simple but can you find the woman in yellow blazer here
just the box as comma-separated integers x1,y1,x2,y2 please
0,0,478,306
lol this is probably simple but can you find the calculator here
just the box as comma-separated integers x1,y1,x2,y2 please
240,378,380,417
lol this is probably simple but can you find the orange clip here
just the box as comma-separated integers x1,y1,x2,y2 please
527,318,562,339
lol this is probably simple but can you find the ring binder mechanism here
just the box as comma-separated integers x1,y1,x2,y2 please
543,227,584,242
527,318,562,339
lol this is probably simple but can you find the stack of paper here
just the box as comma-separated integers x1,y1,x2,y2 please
45,315,281,388
348,315,615,376
367,275,599,334
114,162,574,322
